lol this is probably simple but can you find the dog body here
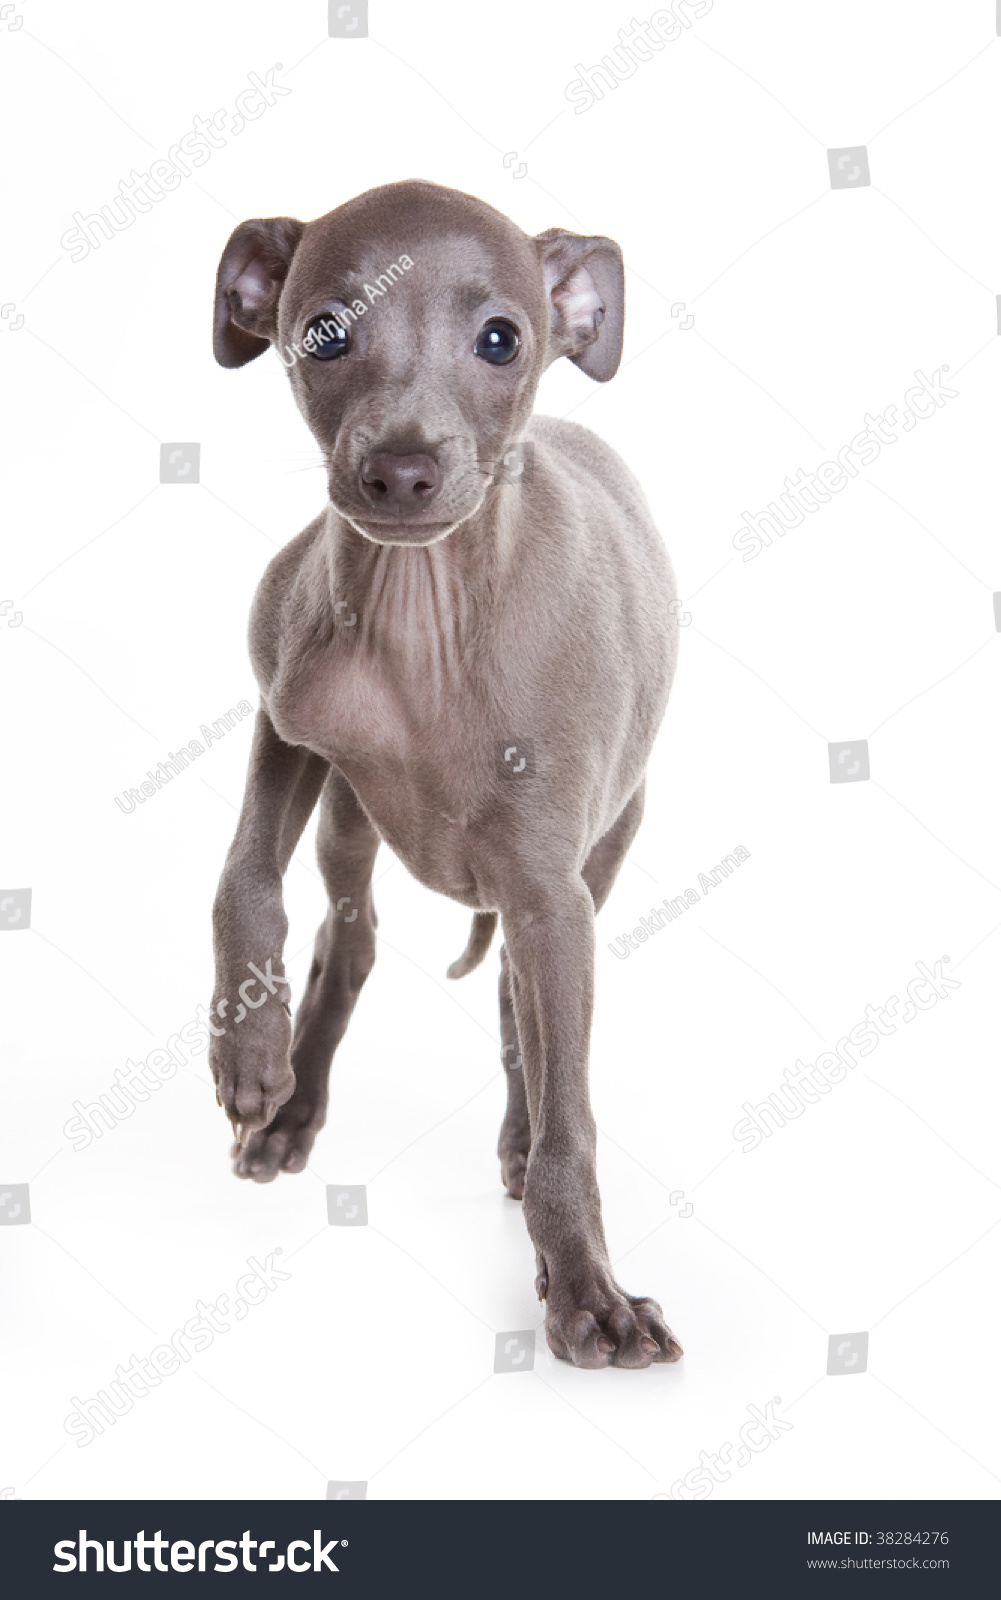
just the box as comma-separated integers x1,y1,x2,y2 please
260,416,671,906
210,181,683,1368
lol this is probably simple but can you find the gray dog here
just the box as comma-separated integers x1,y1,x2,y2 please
210,180,683,1370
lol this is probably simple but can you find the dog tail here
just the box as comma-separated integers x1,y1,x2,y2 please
447,911,498,979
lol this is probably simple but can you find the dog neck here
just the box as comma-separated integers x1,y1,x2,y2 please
320,490,519,689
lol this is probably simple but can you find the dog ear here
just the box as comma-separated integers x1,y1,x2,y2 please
534,229,624,382
213,216,305,368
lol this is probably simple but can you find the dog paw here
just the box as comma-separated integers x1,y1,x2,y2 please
232,1116,318,1183
544,1289,683,1370
209,994,295,1136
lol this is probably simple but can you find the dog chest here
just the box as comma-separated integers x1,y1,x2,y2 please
270,645,411,767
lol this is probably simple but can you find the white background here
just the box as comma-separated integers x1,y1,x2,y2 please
2,0,1000,1502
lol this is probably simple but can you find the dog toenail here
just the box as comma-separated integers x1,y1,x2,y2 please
597,1336,615,1355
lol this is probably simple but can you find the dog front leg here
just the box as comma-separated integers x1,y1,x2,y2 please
504,877,683,1370
209,707,327,1141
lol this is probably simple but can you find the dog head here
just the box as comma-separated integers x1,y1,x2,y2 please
213,180,624,545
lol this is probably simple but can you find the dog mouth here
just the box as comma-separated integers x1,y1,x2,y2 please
326,443,493,545
350,506,451,529
335,504,481,546
331,476,489,546
344,514,461,546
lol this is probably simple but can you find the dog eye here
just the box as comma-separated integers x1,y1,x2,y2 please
303,314,350,360
474,319,520,365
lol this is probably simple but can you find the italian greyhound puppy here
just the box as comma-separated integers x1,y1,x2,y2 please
210,180,683,1369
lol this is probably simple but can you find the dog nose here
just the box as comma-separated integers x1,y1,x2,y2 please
360,451,442,516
